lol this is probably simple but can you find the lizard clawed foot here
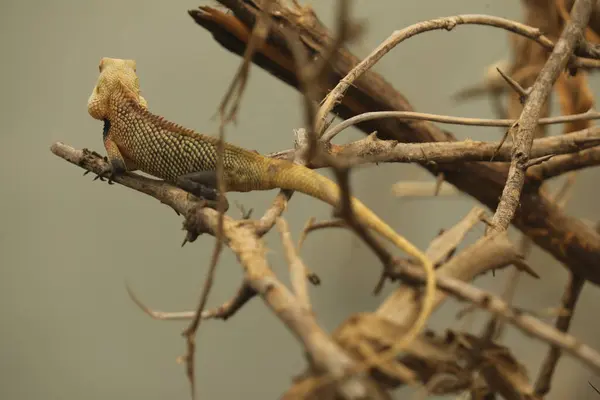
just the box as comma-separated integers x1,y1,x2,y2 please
90,159,126,185
81,150,112,183
92,164,116,184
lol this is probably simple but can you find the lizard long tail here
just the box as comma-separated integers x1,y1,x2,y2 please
268,160,436,363
269,161,427,261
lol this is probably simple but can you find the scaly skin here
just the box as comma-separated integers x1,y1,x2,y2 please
87,58,435,358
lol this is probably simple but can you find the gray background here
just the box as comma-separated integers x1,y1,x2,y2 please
1,1,599,399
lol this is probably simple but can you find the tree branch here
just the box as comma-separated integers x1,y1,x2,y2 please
527,145,600,180
190,1,600,285
534,274,585,396
50,142,378,400
271,126,600,167
490,0,595,232
321,109,600,143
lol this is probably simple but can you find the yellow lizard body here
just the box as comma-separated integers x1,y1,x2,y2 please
87,57,435,359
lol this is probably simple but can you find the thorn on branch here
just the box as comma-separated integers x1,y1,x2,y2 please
125,282,256,321
512,257,541,279
589,381,600,395
496,67,532,104
234,201,253,219
491,125,514,162
298,217,348,251
434,172,445,196
576,37,600,59
525,154,555,169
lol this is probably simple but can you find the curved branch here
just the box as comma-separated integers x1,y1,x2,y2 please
315,13,600,135
321,109,600,143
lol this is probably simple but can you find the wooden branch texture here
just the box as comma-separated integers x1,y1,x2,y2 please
189,1,600,284
490,0,594,232
50,143,382,399
52,143,600,399
50,2,600,399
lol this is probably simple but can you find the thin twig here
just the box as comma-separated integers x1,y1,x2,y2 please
527,145,600,180
285,0,352,163
555,172,578,209
253,190,293,236
217,0,275,123
391,181,461,198
281,28,320,162
179,3,280,388
496,67,531,103
332,166,396,270
251,1,353,238
321,109,600,143
181,198,224,399
302,0,354,142
534,274,585,396
315,13,600,137
490,0,594,232
302,163,438,395
298,217,347,251
490,126,512,162
277,217,312,310
528,167,583,393
524,154,556,169
126,282,256,321
424,207,487,265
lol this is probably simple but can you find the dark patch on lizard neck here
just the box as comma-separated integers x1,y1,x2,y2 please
102,118,111,140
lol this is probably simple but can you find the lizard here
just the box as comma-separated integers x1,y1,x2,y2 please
87,57,436,356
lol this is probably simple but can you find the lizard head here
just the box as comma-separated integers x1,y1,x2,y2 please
87,57,148,120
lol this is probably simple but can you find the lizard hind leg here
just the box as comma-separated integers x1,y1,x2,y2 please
176,171,229,211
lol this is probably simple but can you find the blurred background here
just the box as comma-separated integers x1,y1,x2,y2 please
1,1,599,399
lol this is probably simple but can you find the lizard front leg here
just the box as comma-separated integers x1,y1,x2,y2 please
95,138,128,184
176,171,230,212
